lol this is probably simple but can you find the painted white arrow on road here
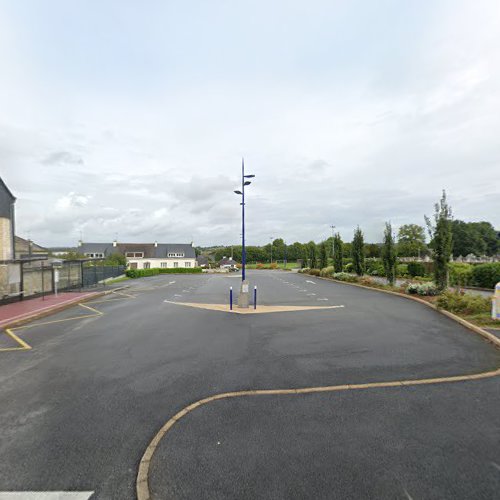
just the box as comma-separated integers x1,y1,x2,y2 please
0,493,94,499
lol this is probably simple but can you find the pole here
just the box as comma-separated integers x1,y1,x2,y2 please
230,286,233,310
41,261,45,300
331,225,335,262
254,286,257,309
241,158,246,282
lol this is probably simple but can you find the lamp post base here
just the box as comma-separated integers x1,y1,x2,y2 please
238,280,250,308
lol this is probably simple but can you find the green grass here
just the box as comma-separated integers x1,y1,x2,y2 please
106,276,131,284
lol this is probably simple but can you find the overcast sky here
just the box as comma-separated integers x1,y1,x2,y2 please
1,0,499,247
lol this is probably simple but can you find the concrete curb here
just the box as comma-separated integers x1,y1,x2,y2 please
311,275,500,348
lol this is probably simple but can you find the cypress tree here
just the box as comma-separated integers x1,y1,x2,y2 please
319,241,328,269
352,227,365,276
382,222,397,285
425,190,453,291
333,233,343,272
308,241,318,269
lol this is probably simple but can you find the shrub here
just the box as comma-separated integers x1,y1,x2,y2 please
270,262,278,269
332,272,359,283
437,290,491,315
158,267,202,274
407,262,426,277
307,268,321,276
448,262,473,287
320,266,335,277
471,263,500,289
343,262,354,273
256,263,264,269
406,282,438,296
396,264,408,277
126,268,160,278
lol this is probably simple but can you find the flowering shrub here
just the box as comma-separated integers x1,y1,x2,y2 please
406,283,439,296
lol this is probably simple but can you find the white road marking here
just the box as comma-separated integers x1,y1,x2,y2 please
182,290,189,292
169,281,176,284
299,289,308,292
403,489,414,500
317,298,329,301
492,461,500,472
307,293,316,296
305,280,316,284
174,294,182,297
0,494,94,500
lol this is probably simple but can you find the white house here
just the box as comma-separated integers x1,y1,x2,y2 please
77,241,197,269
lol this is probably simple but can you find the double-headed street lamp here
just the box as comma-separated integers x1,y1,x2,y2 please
234,158,255,307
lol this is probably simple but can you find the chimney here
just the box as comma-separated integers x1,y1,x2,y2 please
154,241,158,247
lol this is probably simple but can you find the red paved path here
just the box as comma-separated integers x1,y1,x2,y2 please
0,291,100,328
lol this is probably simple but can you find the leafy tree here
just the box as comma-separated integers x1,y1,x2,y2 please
352,227,365,276
397,224,427,257
365,243,381,258
271,238,286,261
451,220,499,257
308,241,318,269
302,246,309,268
319,241,328,269
333,233,343,273
425,190,453,291
382,222,397,285
104,252,126,266
58,251,86,260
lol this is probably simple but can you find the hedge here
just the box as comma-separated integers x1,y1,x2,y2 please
471,262,500,289
126,267,203,278
158,267,202,274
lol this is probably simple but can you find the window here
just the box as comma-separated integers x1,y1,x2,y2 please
173,262,179,268
161,262,168,268
85,253,104,258
167,252,184,257
126,252,144,258
185,262,191,268
143,262,150,269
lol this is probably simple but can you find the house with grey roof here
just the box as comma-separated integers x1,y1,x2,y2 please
77,240,197,270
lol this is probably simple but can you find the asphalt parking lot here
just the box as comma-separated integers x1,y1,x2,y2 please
0,271,498,499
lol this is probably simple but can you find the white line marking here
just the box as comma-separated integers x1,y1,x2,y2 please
169,281,176,284
305,280,316,284
182,290,189,292
0,494,94,500
174,294,182,297
492,461,500,472
403,489,414,500
307,293,316,296
317,298,329,301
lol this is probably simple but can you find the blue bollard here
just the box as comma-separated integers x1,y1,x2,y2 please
230,287,233,310
254,286,257,309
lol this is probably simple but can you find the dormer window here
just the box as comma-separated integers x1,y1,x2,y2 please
126,252,144,258
167,252,184,257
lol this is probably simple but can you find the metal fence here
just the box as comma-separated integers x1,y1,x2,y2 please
0,259,125,304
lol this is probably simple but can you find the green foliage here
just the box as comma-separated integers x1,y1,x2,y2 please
452,220,499,257
58,251,86,260
308,241,318,269
126,268,160,278
425,190,453,291
343,262,354,273
406,283,439,296
471,263,500,289
448,262,473,287
407,261,426,277
365,243,381,258
103,253,126,266
397,224,427,257
332,272,359,283
437,291,491,315
307,268,321,276
320,266,335,277
352,226,365,276
158,267,203,274
333,233,343,273
365,259,384,276
396,263,408,277
382,222,397,285
319,241,328,269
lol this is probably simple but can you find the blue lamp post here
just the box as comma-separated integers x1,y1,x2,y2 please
234,158,255,307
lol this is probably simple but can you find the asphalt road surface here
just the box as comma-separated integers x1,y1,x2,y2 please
0,271,498,499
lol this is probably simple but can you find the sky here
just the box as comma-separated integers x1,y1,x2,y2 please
1,0,499,247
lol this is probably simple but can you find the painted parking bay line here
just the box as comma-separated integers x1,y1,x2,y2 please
305,280,316,284
0,493,94,499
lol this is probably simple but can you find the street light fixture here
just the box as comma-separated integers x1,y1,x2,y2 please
233,158,255,307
